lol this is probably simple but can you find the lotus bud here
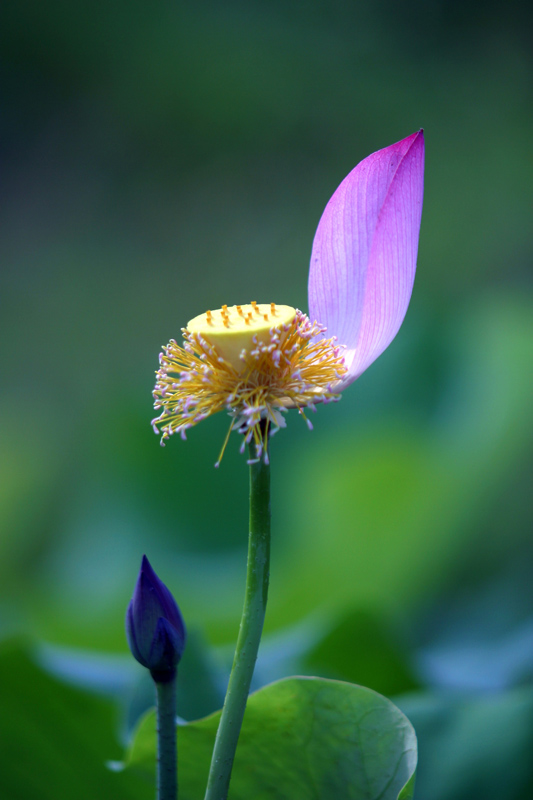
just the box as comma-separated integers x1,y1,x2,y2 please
126,555,186,682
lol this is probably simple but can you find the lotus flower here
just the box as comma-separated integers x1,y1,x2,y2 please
126,555,186,680
151,131,425,462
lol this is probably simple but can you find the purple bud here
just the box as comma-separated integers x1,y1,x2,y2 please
126,555,186,681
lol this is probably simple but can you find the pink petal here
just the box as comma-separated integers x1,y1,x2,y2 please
308,131,425,389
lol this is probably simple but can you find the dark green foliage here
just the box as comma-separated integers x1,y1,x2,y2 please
0,642,144,800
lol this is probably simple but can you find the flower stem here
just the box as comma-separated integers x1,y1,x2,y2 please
204,437,271,800
155,674,178,800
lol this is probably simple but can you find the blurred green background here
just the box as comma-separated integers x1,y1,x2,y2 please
1,1,533,798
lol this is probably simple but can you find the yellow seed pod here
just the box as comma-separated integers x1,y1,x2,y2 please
187,303,296,371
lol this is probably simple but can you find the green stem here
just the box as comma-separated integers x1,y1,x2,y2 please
204,437,271,800
155,675,178,800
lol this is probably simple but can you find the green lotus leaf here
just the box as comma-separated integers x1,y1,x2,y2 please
126,676,417,799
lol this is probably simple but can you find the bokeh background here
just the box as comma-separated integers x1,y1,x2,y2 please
1,1,533,798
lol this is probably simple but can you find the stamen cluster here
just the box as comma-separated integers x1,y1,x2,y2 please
152,309,346,464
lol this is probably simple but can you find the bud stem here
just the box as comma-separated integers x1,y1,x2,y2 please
204,434,271,800
155,674,178,800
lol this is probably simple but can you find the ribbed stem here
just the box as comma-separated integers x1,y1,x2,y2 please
155,675,178,800
204,438,271,800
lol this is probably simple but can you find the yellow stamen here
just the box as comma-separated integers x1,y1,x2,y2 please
152,305,347,464
214,417,235,468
